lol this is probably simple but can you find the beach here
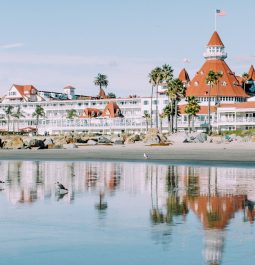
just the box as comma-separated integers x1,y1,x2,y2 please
0,142,255,164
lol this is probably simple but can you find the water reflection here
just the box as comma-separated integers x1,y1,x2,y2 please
0,161,255,265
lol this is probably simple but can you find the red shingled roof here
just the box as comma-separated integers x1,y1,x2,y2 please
186,59,248,97
81,108,101,118
13,84,37,96
218,102,255,109
248,65,255,81
98,88,108,99
102,102,122,118
178,68,190,82
207,31,224,46
179,105,217,115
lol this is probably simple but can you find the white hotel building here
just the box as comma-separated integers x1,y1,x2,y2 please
0,31,255,135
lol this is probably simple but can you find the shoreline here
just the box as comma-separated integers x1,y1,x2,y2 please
0,143,255,166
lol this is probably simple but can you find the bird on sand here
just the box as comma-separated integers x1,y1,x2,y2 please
144,153,149,159
56,182,68,194
0,180,4,184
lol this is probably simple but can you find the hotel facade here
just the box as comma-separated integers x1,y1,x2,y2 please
0,31,255,134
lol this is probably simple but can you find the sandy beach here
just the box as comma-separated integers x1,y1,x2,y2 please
0,143,255,165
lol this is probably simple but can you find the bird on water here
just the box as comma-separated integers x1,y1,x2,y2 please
56,182,68,194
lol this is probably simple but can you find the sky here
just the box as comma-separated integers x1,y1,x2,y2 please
0,0,254,97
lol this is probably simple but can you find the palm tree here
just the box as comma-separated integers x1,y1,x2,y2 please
66,109,78,119
143,112,151,132
242,72,249,94
161,64,174,83
215,71,223,105
159,112,166,133
12,106,25,132
94,73,108,96
32,106,45,135
4,105,14,132
107,92,116,98
151,67,163,129
185,96,200,132
149,70,157,128
205,70,221,134
163,104,174,133
167,78,186,133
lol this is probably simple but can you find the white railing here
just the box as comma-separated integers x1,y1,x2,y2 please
218,117,255,124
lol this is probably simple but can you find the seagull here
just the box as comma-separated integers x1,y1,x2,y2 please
144,153,149,159
56,182,68,194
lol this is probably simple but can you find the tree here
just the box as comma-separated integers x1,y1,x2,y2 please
66,109,78,119
161,64,174,83
32,106,45,135
149,67,163,129
107,92,116,98
12,106,25,132
166,78,186,133
163,104,175,133
149,70,157,128
143,112,151,132
242,72,249,94
185,96,200,132
205,70,221,134
94,73,108,95
159,112,166,133
4,105,14,132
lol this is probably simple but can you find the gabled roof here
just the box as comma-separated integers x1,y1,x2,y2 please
98,88,108,99
102,102,121,118
81,108,101,118
207,31,224,47
178,68,190,82
13,84,37,96
248,65,255,81
186,59,248,97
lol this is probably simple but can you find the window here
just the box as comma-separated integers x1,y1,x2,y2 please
143,100,149,105
153,100,158,105
164,100,168,104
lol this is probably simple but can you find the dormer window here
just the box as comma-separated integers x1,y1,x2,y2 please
222,81,227,86
200,71,204,75
194,81,199,86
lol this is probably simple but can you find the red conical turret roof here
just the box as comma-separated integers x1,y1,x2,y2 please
178,68,190,82
248,65,255,81
207,31,224,47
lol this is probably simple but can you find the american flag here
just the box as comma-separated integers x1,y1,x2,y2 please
216,9,226,16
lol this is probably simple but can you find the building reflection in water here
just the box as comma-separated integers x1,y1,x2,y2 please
0,161,255,264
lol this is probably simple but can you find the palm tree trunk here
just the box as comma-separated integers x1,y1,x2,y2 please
7,117,10,132
150,85,153,128
174,100,178,133
156,85,159,129
188,115,191,133
168,115,171,133
36,116,39,135
192,115,195,132
208,85,212,134
160,119,162,133
146,120,148,132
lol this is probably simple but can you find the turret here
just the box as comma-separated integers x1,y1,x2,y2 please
203,31,227,60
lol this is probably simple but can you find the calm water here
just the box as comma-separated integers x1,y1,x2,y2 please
0,161,255,265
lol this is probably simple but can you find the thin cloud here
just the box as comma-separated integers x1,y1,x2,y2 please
0,43,24,49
